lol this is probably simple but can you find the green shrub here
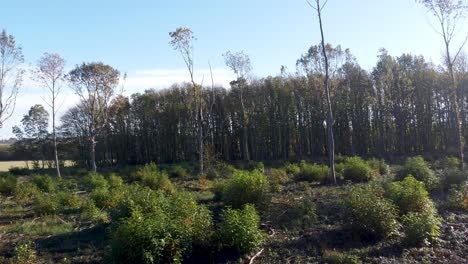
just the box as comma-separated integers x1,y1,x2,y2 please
322,250,362,264
268,168,288,192
31,174,56,193
133,163,174,193
0,173,17,195
222,170,269,208
296,161,329,182
443,156,460,169
57,191,83,209
402,210,441,247
218,204,266,255
386,176,433,215
441,169,468,190
110,192,213,264
206,162,236,180
344,184,399,240
10,241,37,264
80,200,110,224
83,172,109,190
14,182,40,205
107,173,124,188
448,182,468,210
398,156,438,190
33,193,61,215
8,166,30,176
169,165,191,179
343,157,373,182
367,158,389,176
212,179,225,201
91,186,125,209
283,162,300,175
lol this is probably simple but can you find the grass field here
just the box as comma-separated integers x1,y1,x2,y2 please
0,161,74,171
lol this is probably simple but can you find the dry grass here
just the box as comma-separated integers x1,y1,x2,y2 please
0,161,75,172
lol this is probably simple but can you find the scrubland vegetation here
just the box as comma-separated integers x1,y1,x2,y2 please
0,156,466,263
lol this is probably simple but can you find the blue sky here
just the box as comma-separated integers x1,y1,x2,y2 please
1,0,467,137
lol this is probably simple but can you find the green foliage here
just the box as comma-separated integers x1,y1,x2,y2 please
443,156,460,169
83,172,109,190
168,165,191,179
10,241,37,264
14,182,40,205
31,174,56,193
398,156,438,190
222,169,269,208
56,191,83,209
110,192,213,264
322,250,362,264
296,161,329,182
107,173,124,188
343,157,373,182
386,176,433,215
33,192,61,216
283,162,300,175
111,185,166,220
0,173,17,195
441,169,468,190
218,205,266,255
344,184,399,240
8,167,30,176
91,186,125,209
367,158,389,176
133,163,174,193
267,168,288,192
206,162,236,180
80,200,110,224
401,210,441,247
448,182,468,210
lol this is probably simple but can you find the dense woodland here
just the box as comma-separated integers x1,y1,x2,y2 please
27,47,467,168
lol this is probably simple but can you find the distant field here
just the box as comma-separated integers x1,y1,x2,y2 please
0,160,74,172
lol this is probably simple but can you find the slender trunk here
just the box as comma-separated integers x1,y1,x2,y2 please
240,84,250,161
446,44,465,170
316,0,336,183
90,134,97,172
199,103,204,174
52,104,61,178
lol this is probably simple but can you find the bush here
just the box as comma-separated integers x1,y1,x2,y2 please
57,191,83,209
222,170,269,208
441,169,468,190
8,166,30,176
91,186,125,209
367,158,389,176
398,156,438,190
33,193,61,215
206,162,236,180
344,184,399,240
169,165,191,179
80,200,110,224
448,182,468,210
218,204,266,255
107,173,124,188
14,182,40,205
268,168,288,192
283,162,300,175
111,185,166,220
110,192,213,264
0,173,17,195
10,241,37,264
133,163,174,193
343,157,373,182
83,172,109,190
402,210,441,247
32,174,56,193
443,156,460,169
322,250,362,264
386,176,433,215
296,161,329,182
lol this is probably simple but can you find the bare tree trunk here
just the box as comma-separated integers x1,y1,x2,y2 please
53,104,61,178
315,0,336,183
199,102,204,174
90,135,97,172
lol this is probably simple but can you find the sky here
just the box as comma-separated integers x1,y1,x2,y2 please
1,0,468,138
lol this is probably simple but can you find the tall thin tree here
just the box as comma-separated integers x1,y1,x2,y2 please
32,53,65,177
169,27,205,174
308,0,336,183
0,29,24,129
417,0,468,169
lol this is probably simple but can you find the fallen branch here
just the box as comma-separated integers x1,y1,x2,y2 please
248,248,264,264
